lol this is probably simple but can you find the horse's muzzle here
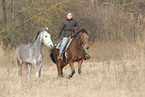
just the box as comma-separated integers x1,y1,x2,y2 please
50,44,53,48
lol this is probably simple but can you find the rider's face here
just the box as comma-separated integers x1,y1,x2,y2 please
67,15,72,19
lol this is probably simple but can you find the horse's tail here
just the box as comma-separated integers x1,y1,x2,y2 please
49,47,56,64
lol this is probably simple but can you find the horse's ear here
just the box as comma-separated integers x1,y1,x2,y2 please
82,28,90,35
43,27,49,33
42,28,45,33
45,27,48,30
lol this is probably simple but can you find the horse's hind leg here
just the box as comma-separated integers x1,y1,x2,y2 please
17,58,22,83
18,64,22,83
27,64,32,80
68,61,75,79
78,60,83,74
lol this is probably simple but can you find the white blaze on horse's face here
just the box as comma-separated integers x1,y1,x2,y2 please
42,30,53,47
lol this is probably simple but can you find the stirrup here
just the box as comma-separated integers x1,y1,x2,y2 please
57,54,63,61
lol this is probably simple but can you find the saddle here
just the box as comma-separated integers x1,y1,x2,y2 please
56,38,73,53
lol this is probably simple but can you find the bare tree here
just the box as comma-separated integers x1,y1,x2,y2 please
91,0,97,8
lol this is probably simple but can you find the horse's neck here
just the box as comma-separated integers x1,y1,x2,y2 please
31,34,43,51
72,34,82,49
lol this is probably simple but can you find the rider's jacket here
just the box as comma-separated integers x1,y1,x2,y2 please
57,18,79,37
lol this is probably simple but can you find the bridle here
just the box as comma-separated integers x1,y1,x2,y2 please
42,31,53,46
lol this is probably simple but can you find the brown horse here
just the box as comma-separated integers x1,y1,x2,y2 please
50,28,90,78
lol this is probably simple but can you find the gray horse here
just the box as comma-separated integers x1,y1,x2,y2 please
17,28,53,83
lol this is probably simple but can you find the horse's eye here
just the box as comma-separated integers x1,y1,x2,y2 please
45,36,47,37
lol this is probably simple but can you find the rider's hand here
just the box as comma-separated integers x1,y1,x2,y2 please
69,36,73,40
73,27,78,30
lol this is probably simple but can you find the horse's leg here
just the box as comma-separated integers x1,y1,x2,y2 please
78,60,83,74
61,65,65,77
31,62,38,78
17,57,22,83
36,54,43,78
37,62,42,78
27,64,32,80
57,62,63,78
18,64,22,83
68,61,75,79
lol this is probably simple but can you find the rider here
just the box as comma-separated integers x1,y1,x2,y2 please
56,13,90,61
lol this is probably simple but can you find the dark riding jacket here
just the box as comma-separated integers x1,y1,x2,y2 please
57,18,79,37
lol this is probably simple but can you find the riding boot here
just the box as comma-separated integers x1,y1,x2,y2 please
57,54,63,61
83,50,90,60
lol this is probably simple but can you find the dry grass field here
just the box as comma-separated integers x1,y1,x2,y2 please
0,41,145,97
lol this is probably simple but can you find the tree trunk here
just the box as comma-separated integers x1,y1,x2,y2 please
10,0,15,47
91,0,97,8
1,0,11,46
2,0,7,34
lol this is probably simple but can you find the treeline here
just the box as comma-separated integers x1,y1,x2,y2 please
0,0,145,47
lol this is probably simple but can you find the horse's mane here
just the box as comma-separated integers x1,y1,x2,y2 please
34,30,41,40
34,28,49,40
73,28,89,37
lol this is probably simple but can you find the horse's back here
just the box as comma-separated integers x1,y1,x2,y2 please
17,44,32,62
18,44,31,53
19,44,30,50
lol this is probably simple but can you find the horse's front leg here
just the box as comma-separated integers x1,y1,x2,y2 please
36,54,43,78
57,62,63,78
31,62,39,78
68,61,75,79
37,62,42,78
78,60,83,74
27,64,32,80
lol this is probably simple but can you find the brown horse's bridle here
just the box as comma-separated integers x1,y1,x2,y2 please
75,32,89,51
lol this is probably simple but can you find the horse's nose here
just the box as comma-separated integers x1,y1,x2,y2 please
50,42,54,47
50,44,53,47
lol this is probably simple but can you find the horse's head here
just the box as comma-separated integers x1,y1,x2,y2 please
41,29,53,47
80,29,90,50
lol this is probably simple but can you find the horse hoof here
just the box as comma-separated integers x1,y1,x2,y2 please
78,69,81,74
57,76,63,80
68,75,72,79
68,70,75,79
68,74,73,79
36,73,39,78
